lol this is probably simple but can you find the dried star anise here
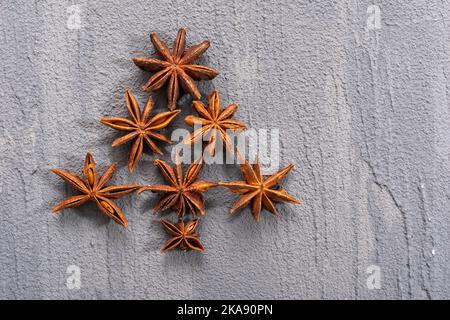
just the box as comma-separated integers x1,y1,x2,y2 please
139,157,216,217
133,27,219,110
100,89,180,172
219,159,300,222
184,90,247,156
160,218,205,252
51,152,139,227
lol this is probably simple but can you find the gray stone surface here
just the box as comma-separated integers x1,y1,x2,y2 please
1,0,450,299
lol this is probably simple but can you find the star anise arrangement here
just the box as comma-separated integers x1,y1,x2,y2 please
133,27,219,110
51,152,139,227
50,27,302,255
139,156,216,217
219,159,300,222
160,218,205,252
184,90,247,156
100,89,180,172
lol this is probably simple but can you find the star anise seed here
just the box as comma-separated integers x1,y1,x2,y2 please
133,27,219,110
219,159,300,222
100,89,180,172
51,152,140,227
139,157,216,217
160,218,205,253
184,89,247,156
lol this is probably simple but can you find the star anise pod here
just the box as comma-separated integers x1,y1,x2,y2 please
139,157,216,217
219,159,300,222
160,218,205,253
100,89,180,172
133,27,219,110
184,90,247,156
51,152,139,227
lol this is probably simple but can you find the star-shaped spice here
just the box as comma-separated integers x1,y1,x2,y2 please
160,218,205,253
219,159,300,222
100,89,180,172
139,157,216,217
133,27,219,110
51,152,139,227
184,90,247,156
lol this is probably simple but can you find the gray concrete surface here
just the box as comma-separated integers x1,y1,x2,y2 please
1,0,450,299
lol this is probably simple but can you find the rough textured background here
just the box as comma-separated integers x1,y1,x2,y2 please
1,0,450,300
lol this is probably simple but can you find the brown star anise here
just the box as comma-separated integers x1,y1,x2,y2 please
184,90,247,156
160,218,205,253
133,27,219,110
51,152,139,227
139,157,216,217
219,159,300,222
100,89,180,172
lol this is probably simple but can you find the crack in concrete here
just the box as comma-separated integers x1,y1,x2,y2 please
362,156,413,298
